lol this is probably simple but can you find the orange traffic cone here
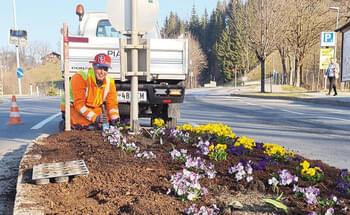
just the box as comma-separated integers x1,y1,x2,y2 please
7,95,23,125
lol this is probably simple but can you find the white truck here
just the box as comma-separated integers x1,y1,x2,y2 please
62,5,188,126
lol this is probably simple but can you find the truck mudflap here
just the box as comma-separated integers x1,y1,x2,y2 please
115,83,185,104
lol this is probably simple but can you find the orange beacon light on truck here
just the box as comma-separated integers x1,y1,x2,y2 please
76,4,85,21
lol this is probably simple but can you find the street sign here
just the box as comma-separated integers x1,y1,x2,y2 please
106,0,159,33
320,32,336,47
9,29,28,47
319,48,335,70
16,68,24,78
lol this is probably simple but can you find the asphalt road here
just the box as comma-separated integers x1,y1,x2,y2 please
0,96,61,214
181,88,350,169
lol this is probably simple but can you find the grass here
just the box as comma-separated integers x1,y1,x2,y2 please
3,62,62,95
281,85,308,92
245,92,311,98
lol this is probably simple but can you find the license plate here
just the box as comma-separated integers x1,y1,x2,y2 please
117,91,147,103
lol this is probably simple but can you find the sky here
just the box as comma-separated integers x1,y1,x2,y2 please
1,0,219,52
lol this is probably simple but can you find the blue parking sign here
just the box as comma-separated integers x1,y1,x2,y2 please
16,67,24,78
320,32,336,47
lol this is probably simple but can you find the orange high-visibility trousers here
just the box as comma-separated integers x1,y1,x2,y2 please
69,106,103,127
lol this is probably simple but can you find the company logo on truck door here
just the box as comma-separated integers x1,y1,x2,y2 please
107,50,120,57
71,66,89,70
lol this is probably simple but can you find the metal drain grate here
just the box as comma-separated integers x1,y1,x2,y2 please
32,160,89,184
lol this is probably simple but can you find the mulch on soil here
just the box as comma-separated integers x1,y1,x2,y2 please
22,129,350,215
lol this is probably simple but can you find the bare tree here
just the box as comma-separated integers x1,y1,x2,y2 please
286,0,329,87
244,0,284,92
26,41,51,64
187,33,208,88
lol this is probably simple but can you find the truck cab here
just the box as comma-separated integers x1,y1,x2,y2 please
77,11,161,39
63,5,188,127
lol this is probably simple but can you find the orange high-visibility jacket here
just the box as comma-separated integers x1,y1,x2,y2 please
61,68,119,127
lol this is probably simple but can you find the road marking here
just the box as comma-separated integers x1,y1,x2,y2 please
316,116,350,122
31,112,62,130
241,99,305,115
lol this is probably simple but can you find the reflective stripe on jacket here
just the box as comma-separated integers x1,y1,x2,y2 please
61,68,119,125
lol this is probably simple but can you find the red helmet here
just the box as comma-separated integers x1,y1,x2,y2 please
89,53,112,68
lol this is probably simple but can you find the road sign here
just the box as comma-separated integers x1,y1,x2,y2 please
106,0,159,33
9,29,28,47
16,68,24,78
320,32,336,47
319,48,334,69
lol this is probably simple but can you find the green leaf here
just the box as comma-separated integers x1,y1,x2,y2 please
275,192,283,201
261,198,290,215
228,201,243,209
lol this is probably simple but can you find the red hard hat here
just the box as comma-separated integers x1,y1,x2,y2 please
89,53,112,68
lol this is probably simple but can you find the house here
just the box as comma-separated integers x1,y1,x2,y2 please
41,52,61,64
336,22,350,82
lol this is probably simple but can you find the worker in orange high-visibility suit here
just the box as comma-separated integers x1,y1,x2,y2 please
60,53,119,130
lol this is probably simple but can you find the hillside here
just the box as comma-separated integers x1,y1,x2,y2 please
3,62,62,95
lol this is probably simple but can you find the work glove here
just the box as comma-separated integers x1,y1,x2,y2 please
95,114,107,124
110,118,120,126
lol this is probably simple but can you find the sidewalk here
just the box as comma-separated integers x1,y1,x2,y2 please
230,84,350,107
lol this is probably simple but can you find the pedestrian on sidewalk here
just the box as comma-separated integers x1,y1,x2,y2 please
325,58,339,96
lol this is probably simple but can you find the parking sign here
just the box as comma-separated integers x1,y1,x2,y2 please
320,32,336,47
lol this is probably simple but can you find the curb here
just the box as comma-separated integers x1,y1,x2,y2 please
230,93,350,107
13,134,49,215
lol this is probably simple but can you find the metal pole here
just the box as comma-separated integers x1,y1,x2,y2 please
334,9,339,62
63,23,71,131
12,0,22,95
270,71,272,92
130,0,139,132
234,70,237,88
0,65,3,95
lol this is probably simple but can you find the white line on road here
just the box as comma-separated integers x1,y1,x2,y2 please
241,100,305,115
31,112,62,130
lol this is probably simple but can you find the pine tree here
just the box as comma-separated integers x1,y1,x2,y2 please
216,26,235,81
189,4,201,39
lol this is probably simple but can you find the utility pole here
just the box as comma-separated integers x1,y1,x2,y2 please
12,0,22,95
329,7,341,90
329,7,339,62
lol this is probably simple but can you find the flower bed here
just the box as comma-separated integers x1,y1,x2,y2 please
22,121,349,215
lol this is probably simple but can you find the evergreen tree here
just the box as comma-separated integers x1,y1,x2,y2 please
206,1,226,84
216,26,235,81
189,4,201,39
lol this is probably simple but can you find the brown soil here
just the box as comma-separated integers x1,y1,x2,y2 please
20,130,350,215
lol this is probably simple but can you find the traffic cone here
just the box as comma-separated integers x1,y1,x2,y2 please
7,95,23,125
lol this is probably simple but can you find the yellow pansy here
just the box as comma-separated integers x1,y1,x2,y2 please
300,160,310,170
209,145,215,151
208,152,214,159
307,168,316,177
217,144,227,151
153,118,165,127
314,167,323,172
288,151,295,158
